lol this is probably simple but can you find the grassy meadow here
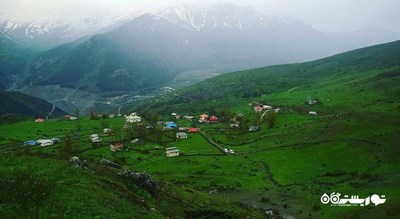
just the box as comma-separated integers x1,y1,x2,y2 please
1,41,400,218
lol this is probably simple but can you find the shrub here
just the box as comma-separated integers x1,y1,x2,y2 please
260,196,270,203
313,204,321,211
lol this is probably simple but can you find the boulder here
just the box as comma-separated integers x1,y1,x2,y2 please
118,170,156,195
69,156,81,168
69,156,89,169
100,159,121,169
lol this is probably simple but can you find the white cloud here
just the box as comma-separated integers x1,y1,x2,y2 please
0,0,399,34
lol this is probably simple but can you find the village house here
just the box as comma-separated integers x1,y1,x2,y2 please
176,132,188,139
125,113,142,123
63,115,71,119
309,111,317,115
183,116,194,121
249,125,261,132
69,116,77,120
209,116,218,123
308,99,319,105
24,140,37,146
171,113,180,119
166,122,177,129
178,127,188,132
253,106,263,113
263,105,273,110
131,138,144,146
103,128,112,135
35,118,45,123
51,138,61,144
230,123,240,129
199,114,209,121
37,139,54,147
110,142,123,152
90,134,101,143
165,147,180,157
108,114,115,119
188,127,198,133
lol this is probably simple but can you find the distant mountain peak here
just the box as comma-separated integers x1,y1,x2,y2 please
0,13,135,49
157,3,310,33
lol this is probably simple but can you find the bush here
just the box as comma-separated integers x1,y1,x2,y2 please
0,169,54,209
260,196,270,203
313,204,321,211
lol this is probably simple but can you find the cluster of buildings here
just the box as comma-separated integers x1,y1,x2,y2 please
198,114,218,123
252,104,280,113
24,138,60,147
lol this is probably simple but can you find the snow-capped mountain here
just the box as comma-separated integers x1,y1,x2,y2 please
157,3,344,68
1,13,134,49
2,2,398,96
158,3,312,32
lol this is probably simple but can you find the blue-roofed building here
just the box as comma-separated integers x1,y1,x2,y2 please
166,122,177,128
24,140,37,146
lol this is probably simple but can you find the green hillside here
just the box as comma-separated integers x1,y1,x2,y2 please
0,41,399,218
0,91,66,122
0,31,28,90
0,155,263,218
139,40,400,113
129,40,400,218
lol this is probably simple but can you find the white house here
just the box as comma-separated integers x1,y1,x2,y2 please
103,128,112,134
309,111,317,116
263,105,273,110
176,132,188,139
125,115,142,123
37,139,54,147
308,99,319,105
90,134,101,142
183,116,194,121
166,147,180,157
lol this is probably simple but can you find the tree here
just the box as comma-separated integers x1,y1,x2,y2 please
238,116,250,135
266,112,277,129
59,135,80,158
154,127,163,143
218,108,234,123
88,110,97,120
74,108,81,131
150,114,160,125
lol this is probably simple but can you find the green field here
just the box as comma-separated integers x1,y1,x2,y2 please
1,41,400,218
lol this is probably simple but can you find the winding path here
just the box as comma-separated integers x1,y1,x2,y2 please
198,129,228,155
48,104,55,118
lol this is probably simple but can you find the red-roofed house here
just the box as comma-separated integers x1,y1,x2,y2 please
199,114,209,121
253,106,263,113
110,142,123,152
35,118,45,123
209,116,218,122
188,127,198,133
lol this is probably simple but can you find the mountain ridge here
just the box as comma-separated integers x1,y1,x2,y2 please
0,91,66,118
136,39,400,113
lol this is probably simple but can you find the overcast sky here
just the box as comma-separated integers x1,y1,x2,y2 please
0,0,399,34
